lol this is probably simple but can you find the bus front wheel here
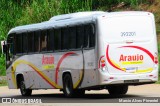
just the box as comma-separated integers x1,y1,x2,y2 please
19,78,32,96
108,85,128,95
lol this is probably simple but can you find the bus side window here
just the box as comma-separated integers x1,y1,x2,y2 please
40,30,47,52
7,34,14,61
15,34,22,54
54,29,61,51
61,27,69,50
89,24,95,48
13,35,16,55
48,29,54,51
84,24,90,48
76,25,84,49
22,33,28,53
34,31,40,52
7,34,14,55
28,32,34,53
69,27,76,49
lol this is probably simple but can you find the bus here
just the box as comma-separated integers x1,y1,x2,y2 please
3,11,158,97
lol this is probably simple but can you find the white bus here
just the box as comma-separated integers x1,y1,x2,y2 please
3,11,158,97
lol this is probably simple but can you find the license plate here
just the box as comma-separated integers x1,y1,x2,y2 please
125,67,137,73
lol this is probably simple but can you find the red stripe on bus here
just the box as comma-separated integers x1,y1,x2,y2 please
106,45,123,71
29,65,56,88
55,52,77,84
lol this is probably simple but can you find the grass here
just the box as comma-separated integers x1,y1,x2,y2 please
0,80,7,86
156,80,160,84
156,75,160,84
0,54,5,76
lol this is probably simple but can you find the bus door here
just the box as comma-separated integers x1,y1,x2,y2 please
82,49,97,88
80,23,97,88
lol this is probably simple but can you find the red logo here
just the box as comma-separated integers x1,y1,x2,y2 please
119,54,144,62
42,55,54,65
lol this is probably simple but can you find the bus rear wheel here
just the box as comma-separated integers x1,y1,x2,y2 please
19,78,32,96
108,85,128,95
63,74,74,97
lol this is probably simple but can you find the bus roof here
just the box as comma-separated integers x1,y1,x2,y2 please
8,11,152,35
8,11,105,35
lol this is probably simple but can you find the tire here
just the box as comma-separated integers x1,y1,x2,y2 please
63,74,74,97
108,85,128,95
19,77,32,96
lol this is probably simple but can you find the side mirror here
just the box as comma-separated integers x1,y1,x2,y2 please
1,40,7,54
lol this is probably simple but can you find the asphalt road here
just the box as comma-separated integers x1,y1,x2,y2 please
0,84,160,103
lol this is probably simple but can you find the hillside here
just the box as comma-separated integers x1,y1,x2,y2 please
0,0,160,76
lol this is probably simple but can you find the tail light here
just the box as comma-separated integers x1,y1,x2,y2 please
99,56,106,71
154,52,158,64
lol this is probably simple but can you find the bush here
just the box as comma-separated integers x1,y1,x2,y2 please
0,54,5,76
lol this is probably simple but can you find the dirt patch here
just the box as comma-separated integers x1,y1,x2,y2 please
0,76,6,81
0,76,7,86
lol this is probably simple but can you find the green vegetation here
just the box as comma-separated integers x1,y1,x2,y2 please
156,74,160,84
0,80,7,86
0,54,5,76
0,0,159,82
